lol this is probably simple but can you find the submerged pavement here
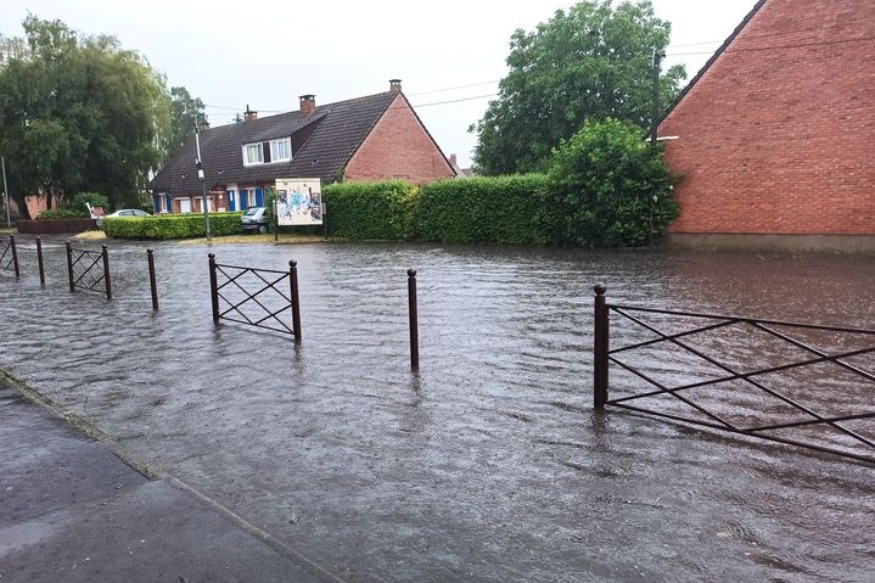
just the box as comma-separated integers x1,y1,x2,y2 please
1,238,873,582
0,380,339,583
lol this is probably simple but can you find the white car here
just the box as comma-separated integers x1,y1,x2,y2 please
97,208,151,227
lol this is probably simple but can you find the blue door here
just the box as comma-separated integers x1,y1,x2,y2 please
255,187,264,207
153,195,161,213
165,196,172,213
228,190,236,212
240,190,249,210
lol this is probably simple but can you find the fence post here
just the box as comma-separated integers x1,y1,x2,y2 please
9,235,19,278
65,241,75,292
593,283,609,409
289,260,302,344
408,268,419,371
147,249,158,311
36,236,45,286
208,253,219,324
101,245,112,300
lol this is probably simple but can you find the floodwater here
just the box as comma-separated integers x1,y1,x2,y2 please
1,236,873,583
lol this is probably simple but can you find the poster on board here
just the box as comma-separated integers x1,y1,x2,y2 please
275,178,323,226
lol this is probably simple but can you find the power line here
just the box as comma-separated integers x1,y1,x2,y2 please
407,80,501,97
414,93,498,108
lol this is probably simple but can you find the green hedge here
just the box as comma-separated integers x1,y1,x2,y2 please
104,212,243,239
322,181,418,240
417,175,550,244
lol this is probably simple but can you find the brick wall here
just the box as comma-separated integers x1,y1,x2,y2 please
345,95,455,184
660,0,874,236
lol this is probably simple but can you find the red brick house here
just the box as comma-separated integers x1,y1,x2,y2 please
149,80,455,214
658,0,874,251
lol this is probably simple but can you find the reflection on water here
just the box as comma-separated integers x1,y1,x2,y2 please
1,238,873,583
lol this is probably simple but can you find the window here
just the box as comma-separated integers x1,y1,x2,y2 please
244,143,264,165
270,138,291,162
242,138,291,166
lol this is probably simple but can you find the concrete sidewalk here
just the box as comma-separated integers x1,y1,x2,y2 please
0,383,339,583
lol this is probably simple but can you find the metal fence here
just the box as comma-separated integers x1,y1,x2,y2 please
0,235,19,278
66,242,112,300
593,283,875,463
208,253,301,343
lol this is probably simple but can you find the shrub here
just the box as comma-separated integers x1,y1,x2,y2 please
417,175,550,244
38,208,85,219
64,192,111,217
540,118,679,247
104,212,243,239
322,180,418,240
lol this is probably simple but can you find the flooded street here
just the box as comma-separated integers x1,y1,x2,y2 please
1,237,873,582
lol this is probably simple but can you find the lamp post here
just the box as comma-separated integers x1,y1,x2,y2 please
648,47,665,249
194,117,211,240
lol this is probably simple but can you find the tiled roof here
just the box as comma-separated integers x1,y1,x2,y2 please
149,91,399,193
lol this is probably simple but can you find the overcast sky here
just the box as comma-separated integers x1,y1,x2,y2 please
1,0,760,168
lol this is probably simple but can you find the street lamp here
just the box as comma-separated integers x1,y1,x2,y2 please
648,46,666,249
194,120,211,240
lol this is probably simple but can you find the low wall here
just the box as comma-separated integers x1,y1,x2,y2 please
16,218,98,234
665,233,875,254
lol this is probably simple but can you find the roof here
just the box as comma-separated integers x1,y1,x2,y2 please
149,91,399,193
658,0,769,127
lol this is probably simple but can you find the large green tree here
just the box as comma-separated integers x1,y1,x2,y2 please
472,0,686,175
169,86,207,157
0,16,171,217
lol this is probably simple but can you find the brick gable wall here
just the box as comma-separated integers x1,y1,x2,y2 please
345,95,455,184
660,0,874,236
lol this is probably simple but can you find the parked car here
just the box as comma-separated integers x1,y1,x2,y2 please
96,208,151,227
241,207,269,233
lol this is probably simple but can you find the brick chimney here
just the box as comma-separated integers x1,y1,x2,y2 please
449,154,458,166
243,104,258,122
299,94,316,115
389,79,402,94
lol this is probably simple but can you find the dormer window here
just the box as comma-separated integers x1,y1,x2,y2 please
242,137,292,166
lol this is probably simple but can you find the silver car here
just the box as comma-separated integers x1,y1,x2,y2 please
97,208,151,227
241,207,269,233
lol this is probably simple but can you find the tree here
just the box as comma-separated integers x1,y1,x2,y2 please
0,16,171,218
538,118,678,247
169,86,207,157
471,0,686,175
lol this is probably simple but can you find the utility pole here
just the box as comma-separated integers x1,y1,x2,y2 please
648,47,664,249
195,115,211,240
1,156,10,228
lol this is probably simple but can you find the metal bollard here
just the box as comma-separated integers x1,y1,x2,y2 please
101,244,112,300
289,260,302,344
208,253,219,323
593,283,609,409
147,249,158,310
408,268,419,371
36,237,45,285
66,241,75,292
9,234,19,278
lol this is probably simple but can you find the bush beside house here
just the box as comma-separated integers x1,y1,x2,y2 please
103,212,242,239
322,181,419,240
417,175,550,244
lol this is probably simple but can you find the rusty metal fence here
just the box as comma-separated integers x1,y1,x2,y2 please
66,242,112,300
0,234,19,278
593,283,875,464
208,253,301,343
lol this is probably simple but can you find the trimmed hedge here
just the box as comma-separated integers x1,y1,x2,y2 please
417,175,550,244
104,212,243,239
17,218,98,234
322,181,418,240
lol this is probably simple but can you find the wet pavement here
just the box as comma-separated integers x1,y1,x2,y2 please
1,235,873,582
0,382,335,583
